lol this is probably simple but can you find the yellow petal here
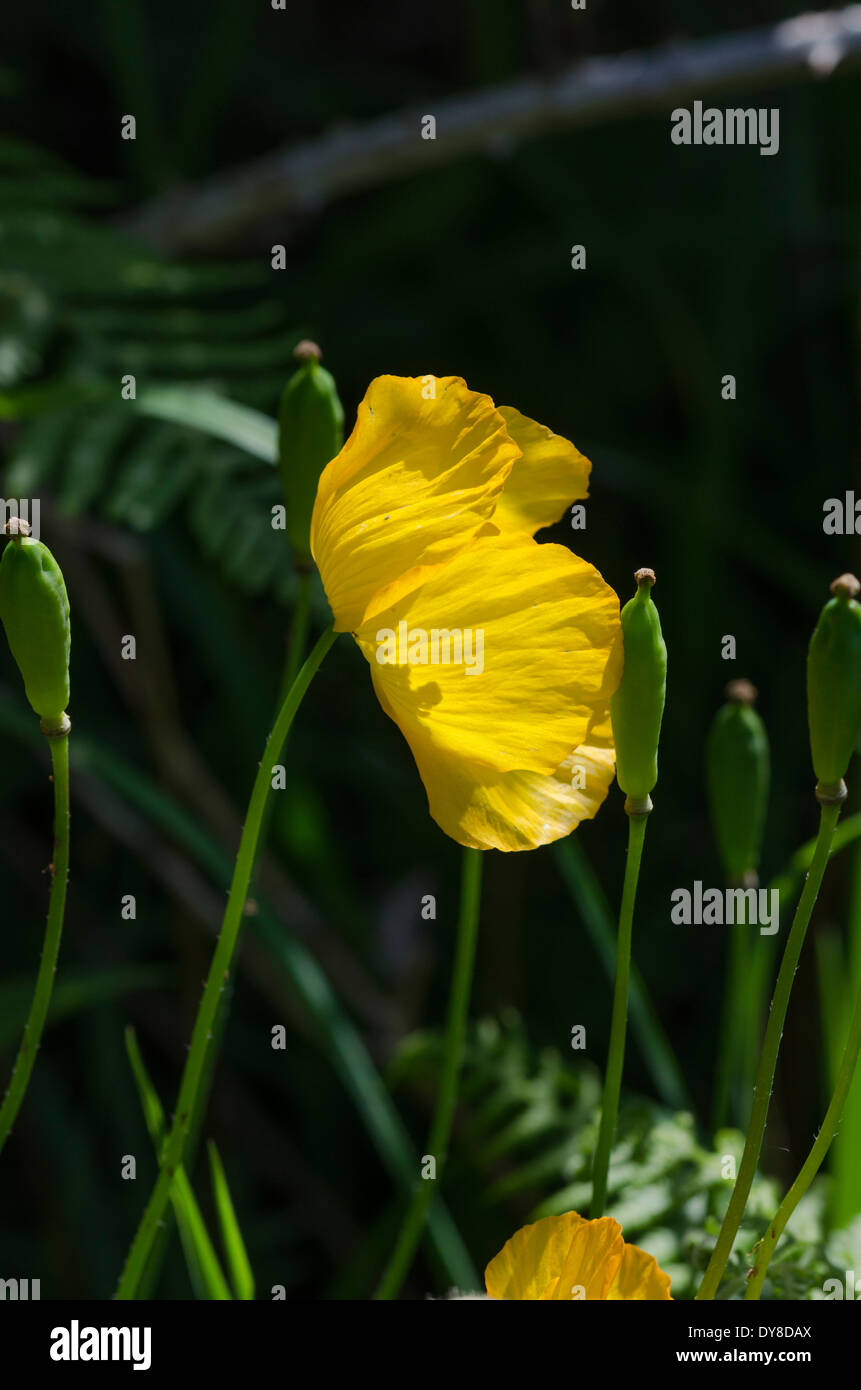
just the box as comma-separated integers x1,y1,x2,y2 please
491,405,591,535
606,1240,673,1300
463,719,615,852
356,533,621,784
485,1212,625,1300
310,375,519,632
380,716,616,851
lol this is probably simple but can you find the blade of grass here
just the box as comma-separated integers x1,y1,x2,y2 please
124,1027,232,1301
770,811,861,898
134,386,278,462
207,1140,255,1300
0,380,280,462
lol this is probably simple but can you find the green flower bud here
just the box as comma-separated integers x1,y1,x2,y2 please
807,573,861,799
610,568,667,812
706,679,769,884
0,520,70,733
278,341,344,564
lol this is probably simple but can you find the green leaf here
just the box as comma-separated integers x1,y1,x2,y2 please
207,1141,255,1300
124,1027,232,1301
134,386,277,463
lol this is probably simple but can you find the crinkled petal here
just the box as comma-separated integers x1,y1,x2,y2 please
310,375,519,631
606,1241,673,1300
485,1212,624,1300
491,405,591,535
356,534,621,790
377,713,615,851
461,718,615,852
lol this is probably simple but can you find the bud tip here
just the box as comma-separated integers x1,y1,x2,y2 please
830,573,860,600
293,339,322,364
725,678,758,705
634,567,656,589
4,517,31,539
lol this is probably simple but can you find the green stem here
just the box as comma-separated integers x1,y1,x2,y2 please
0,731,70,1155
249,568,315,888
696,797,842,1300
279,569,313,702
553,838,688,1110
591,809,648,1218
746,963,861,1298
115,625,337,1300
375,846,483,1300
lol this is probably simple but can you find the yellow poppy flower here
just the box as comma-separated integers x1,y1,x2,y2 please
310,375,622,851
485,1211,672,1300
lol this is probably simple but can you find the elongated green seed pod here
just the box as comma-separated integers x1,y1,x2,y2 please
278,340,344,563
807,573,861,797
610,568,667,810
706,679,769,884
0,523,70,731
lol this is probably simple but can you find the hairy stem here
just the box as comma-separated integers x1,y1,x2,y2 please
115,626,337,1299
745,963,861,1298
0,732,71,1155
591,809,649,1218
696,798,842,1299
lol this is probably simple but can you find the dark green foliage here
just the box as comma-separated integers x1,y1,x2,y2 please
0,139,300,598
2,0,861,1301
390,1014,856,1300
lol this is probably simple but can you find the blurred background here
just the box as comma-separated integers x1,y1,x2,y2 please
1,0,861,1299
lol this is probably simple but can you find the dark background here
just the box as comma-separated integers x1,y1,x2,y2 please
0,0,859,1298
